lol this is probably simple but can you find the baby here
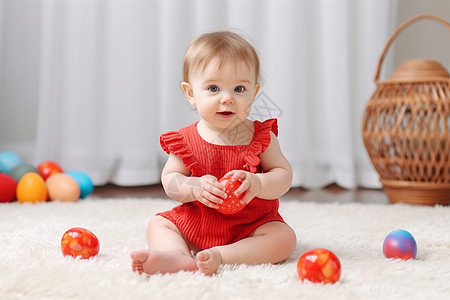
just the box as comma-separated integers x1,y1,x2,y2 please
131,31,297,275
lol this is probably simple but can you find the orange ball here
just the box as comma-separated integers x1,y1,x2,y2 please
16,172,48,203
46,173,80,202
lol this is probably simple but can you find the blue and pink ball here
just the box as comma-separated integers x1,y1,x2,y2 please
383,229,417,260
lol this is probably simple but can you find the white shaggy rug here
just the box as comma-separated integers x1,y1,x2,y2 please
1,197,450,300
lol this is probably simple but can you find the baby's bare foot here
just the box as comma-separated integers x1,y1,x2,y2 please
130,250,197,275
196,248,222,276
130,250,148,274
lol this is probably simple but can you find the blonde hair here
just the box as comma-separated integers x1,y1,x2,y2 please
182,31,260,83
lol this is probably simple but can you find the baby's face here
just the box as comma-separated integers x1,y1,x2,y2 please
187,58,260,131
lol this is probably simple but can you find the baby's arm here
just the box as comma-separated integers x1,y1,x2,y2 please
227,131,292,203
161,154,227,208
257,131,293,198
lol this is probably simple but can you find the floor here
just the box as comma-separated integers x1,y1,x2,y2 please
91,183,390,204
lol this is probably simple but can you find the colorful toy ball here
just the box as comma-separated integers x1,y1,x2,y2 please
46,173,80,202
61,227,100,259
37,160,63,181
0,151,22,173
297,248,341,284
16,172,48,203
383,229,417,260
0,173,17,203
217,177,246,214
66,170,94,198
10,163,39,182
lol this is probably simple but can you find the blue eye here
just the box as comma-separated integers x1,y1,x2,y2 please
208,85,219,92
234,86,246,93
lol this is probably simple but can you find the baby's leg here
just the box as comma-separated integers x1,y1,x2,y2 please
196,221,296,275
130,215,197,274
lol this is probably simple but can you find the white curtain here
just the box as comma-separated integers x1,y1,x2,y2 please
1,0,398,188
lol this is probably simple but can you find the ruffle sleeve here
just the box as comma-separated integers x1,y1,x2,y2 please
160,131,200,174
243,118,278,173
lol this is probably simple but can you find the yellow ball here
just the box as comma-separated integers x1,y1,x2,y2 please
17,172,48,203
46,173,80,202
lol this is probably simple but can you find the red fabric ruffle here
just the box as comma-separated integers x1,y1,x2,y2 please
243,118,278,172
160,130,202,174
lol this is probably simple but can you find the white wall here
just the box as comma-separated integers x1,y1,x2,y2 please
392,0,450,75
0,0,40,160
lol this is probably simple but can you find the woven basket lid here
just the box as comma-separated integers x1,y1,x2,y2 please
384,59,450,83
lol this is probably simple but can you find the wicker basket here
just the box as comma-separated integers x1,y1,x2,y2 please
362,14,450,206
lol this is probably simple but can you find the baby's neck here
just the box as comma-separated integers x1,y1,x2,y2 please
196,119,254,146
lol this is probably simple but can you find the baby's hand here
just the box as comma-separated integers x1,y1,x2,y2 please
194,175,227,209
222,170,262,205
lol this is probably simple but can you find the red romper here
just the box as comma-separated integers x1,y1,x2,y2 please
158,118,285,249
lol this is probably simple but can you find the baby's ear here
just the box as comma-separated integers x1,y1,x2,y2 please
253,83,261,99
181,82,195,105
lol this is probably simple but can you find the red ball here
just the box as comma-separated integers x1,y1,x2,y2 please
297,248,341,284
0,173,17,203
61,227,100,259
37,160,63,181
217,177,246,214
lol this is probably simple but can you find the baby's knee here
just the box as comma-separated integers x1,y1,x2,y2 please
146,215,175,234
279,225,297,255
147,215,161,228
